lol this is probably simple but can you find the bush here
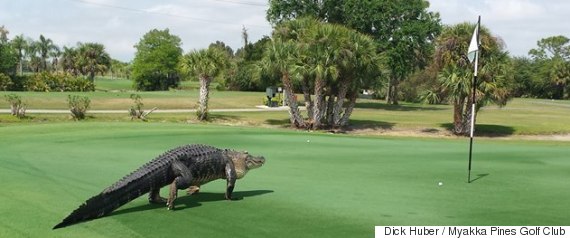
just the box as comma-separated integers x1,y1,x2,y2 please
128,94,157,121
262,93,283,107
0,73,13,91
24,72,94,92
133,73,180,91
4,94,26,118
67,95,90,120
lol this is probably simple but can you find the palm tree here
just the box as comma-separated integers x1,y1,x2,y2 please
334,32,382,127
50,46,61,72
11,34,27,75
433,22,512,135
61,46,78,75
182,46,230,121
37,35,57,72
267,17,383,129
261,38,306,128
76,43,111,82
25,39,41,73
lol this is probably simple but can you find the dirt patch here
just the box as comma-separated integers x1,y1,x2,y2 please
335,126,570,141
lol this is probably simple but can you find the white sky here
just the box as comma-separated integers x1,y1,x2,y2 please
1,0,568,61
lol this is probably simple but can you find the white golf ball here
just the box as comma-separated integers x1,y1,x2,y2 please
307,140,310,143
438,182,443,186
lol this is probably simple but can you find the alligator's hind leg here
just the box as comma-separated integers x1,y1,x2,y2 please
148,188,167,204
167,160,193,210
187,185,200,195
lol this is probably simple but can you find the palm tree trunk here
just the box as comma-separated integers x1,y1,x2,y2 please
453,97,468,135
197,76,211,121
333,78,349,126
89,71,95,83
282,72,305,128
339,90,358,127
18,60,23,76
301,76,314,119
325,94,335,127
386,77,399,105
312,77,326,129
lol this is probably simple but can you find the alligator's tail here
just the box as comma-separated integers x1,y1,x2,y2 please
53,159,170,229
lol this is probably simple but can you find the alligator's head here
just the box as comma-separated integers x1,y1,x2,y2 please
226,150,265,179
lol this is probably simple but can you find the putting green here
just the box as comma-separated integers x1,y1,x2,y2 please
0,123,568,237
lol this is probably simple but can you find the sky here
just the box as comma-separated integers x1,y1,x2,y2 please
1,0,569,62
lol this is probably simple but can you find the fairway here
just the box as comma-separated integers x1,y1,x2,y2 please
0,123,568,237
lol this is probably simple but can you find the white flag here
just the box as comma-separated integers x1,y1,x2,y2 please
467,23,479,63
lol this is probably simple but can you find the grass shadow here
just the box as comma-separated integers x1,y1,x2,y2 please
356,102,445,111
440,123,516,137
265,118,291,127
345,120,395,131
469,173,490,183
111,190,274,216
208,114,242,121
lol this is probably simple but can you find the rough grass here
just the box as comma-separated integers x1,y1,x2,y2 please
1,83,570,135
0,123,568,237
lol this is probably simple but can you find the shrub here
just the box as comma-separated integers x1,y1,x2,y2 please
4,94,26,118
24,72,94,92
128,94,157,121
133,73,180,91
0,73,13,91
262,93,283,107
67,95,90,120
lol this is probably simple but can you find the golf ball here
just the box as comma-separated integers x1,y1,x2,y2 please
438,182,443,186
307,140,310,143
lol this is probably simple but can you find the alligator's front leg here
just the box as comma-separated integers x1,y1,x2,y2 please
167,161,193,210
225,162,238,200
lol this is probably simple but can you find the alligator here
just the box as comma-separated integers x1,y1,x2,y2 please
53,144,265,229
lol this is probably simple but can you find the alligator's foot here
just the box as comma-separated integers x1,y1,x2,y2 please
167,182,177,211
149,188,167,204
187,186,200,195
149,196,168,204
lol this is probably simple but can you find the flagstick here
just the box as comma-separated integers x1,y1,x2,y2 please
468,55,477,183
468,16,481,183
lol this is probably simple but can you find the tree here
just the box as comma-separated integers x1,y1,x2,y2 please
109,59,131,79
0,25,8,43
266,0,343,24
0,26,17,77
132,29,182,91
11,34,27,75
510,57,540,98
529,35,570,99
262,38,306,128
267,0,441,105
181,46,230,121
265,18,382,129
25,38,42,73
433,22,512,135
61,46,79,75
37,35,58,72
342,0,440,105
76,42,111,82
227,36,275,91
50,47,62,71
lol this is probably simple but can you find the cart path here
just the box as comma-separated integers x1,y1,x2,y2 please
0,106,304,114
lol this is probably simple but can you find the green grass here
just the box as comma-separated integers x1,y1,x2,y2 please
2,80,570,136
93,77,133,91
93,77,220,92
0,90,265,110
0,123,568,237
